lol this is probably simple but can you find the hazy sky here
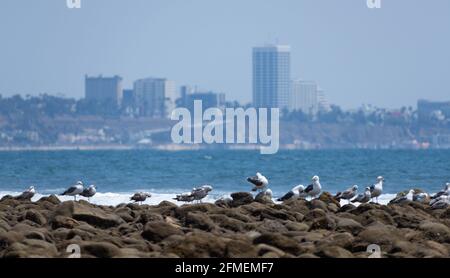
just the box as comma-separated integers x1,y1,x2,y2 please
0,0,449,108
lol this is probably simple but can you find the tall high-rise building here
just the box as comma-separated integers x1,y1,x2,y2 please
252,45,291,109
178,90,226,112
133,78,177,118
290,80,319,115
85,75,123,106
317,89,331,113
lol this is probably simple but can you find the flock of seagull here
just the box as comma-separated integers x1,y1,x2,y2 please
10,174,450,210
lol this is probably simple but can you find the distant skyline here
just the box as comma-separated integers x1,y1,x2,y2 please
0,0,449,108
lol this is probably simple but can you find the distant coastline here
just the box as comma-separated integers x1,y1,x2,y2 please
0,143,447,152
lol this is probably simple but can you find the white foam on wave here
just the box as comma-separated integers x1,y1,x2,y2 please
0,190,401,207
338,193,397,206
0,191,221,206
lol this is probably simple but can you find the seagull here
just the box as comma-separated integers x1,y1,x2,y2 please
391,189,414,204
413,192,430,203
430,196,449,210
256,188,273,203
335,185,358,204
430,195,449,206
304,176,322,200
247,172,269,192
431,183,450,199
15,186,36,200
173,192,195,203
277,185,306,202
369,176,384,203
351,187,372,204
80,185,97,201
130,192,152,205
191,185,213,203
61,181,84,201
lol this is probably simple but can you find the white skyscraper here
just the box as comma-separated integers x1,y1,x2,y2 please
85,75,123,107
290,80,319,115
253,45,291,109
133,78,177,118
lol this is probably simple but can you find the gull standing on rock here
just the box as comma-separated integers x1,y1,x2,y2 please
130,192,152,205
173,192,195,203
247,173,269,192
256,188,273,203
351,187,372,204
335,185,358,204
191,185,213,203
61,181,84,201
413,192,430,204
431,183,450,199
304,176,322,200
391,189,414,204
369,176,384,203
80,185,97,201
430,195,449,210
15,186,36,200
277,185,306,202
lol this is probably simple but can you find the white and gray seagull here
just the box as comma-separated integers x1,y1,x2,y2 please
430,195,449,210
304,176,322,200
413,192,430,203
431,183,450,199
351,187,372,204
335,185,359,204
277,185,306,202
80,185,97,201
256,188,273,203
173,192,195,203
391,189,414,204
61,181,84,201
191,185,213,203
15,186,36,200
247,172,269,192
369,176,384,203
130,192,152,205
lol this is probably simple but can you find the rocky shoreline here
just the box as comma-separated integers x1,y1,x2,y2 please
0,192,449,258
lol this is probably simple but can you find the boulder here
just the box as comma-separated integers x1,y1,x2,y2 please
336,218,364,235
419,221,450,243
253,233,301,256
184,212,215,231
141,221,183,242
53,202,124,229
318,192,341,207
316,246,353,258
22,210,47,226
230,192,254,207
165,231,227,258
81,242,121,258
225,239,258,258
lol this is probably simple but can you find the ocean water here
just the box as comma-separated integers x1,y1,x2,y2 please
0,149,449,206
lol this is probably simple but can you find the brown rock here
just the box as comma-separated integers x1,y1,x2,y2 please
81,242,121,258
22,210,47,226
165,231,227,258
141,221,183,242
50,216,80,230
336,218,364,235
225,239,258,258
318,192,341,207
310,216,336,230
419,221,450,242
185,212,215,231
230,192,254,207
316,245,353,258
253,233,301,255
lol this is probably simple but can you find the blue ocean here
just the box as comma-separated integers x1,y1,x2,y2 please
0,149,449,205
